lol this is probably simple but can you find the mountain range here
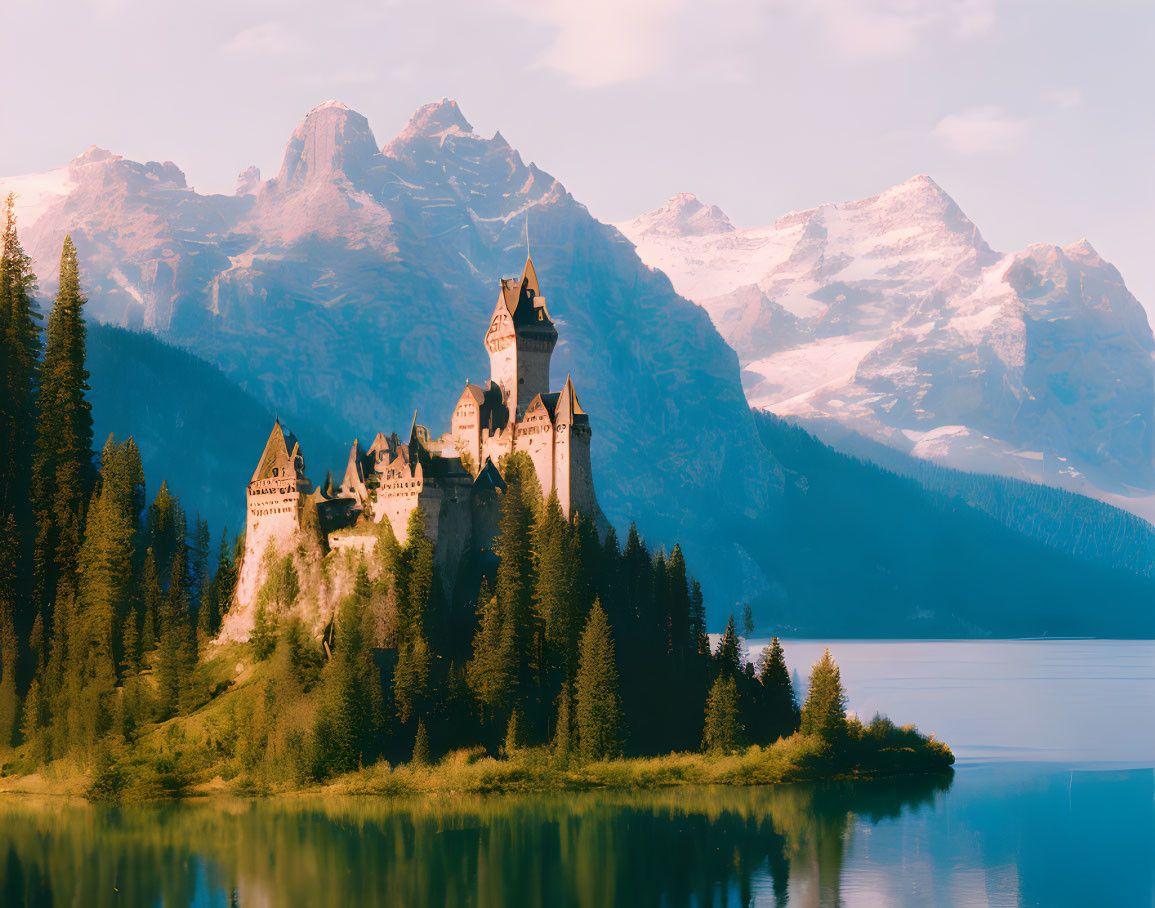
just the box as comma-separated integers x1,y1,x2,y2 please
1,99,778,611
4,100,1153,634
617,180,1155,522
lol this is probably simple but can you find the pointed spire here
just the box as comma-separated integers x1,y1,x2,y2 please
521,253,540,296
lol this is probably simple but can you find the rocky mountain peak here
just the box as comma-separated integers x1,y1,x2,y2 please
275,101,380,190
402,98,473,140
628,192,735,239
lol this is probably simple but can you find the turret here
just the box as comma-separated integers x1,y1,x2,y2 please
484,254,558,421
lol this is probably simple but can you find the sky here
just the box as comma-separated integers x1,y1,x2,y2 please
2,0,1152,304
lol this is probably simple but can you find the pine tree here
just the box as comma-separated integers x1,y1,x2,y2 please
394,630,430,725
494,453,540,706
702,675,745,754
759,637,800,743
716,614,741,678
76,437,142,680
553,679,575,764
689,580,708,656
140,548,162,653
20,677,47,764
503,707,526,756
801,648,848,742
0,196,40,659
189,515,210,621
0,516,18,747
31,235,94,634
312,571,382,775
467,583,515,726
397,507,433,645
157,532,196,717
411,719,430,766
575,601,621,762
666,545,691,657
532,491,570,659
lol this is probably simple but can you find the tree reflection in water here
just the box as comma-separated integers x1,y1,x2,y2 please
0,774,950,907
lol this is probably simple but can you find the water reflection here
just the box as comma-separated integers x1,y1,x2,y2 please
0,776,949,907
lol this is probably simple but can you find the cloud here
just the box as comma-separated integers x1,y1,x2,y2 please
809,0,998,61
500,0,686,87
933,106,1031,153
225,22,302,57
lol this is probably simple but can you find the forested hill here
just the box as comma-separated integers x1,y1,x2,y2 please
799,418,1155,578
748,412,1155,638
86,323,345,539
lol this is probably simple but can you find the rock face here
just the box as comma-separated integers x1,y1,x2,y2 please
618,178,1155,518
4,99,780,611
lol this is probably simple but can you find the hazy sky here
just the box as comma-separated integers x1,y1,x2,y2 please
3,0,1152,304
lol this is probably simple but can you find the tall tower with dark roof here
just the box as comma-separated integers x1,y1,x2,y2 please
484,255,558,422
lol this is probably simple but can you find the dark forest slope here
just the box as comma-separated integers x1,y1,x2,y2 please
748,413,1155,637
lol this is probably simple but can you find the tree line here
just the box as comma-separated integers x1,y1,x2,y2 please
0,197,239,760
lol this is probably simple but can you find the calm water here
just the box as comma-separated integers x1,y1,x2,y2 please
1,640,1152,907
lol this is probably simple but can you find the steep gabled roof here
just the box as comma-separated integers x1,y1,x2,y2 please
473,458,508,494
556,375,588,425
459,382,486,406
250,419,303,482
340,438,368,494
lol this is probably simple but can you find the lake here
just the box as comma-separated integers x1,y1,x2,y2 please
1,640,1152,907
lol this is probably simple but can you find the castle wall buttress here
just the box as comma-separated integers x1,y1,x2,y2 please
567,424,599,522
553,422,572,515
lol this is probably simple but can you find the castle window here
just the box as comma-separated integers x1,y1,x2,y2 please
272,468,279,477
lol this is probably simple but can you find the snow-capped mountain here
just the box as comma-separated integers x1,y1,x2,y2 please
1,100,780,610
617,179,1155,520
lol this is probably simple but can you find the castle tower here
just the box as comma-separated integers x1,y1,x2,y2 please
228,419,313,633
484,254,558,422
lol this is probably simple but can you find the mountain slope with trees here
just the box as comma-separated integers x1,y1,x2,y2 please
747,412,1155,637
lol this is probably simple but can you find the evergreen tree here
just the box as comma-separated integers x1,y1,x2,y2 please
397,507,433,645
801,648,848,742
689,580,708,656
575,601,621,762
503,707,528,756
467,582,515,726
553,679,575,764
532,491,571,660
716,614,741,678
702,675,745,754
76,437,143,678
0,516,18,747
666,545,692,657
31,235,94,634
759,637,800,743
157,532,196,718
312,567,382,774
394,630,430,725
189,515,210,620
20,677,47,764
411,719,431,766
0,196,40,661
140,548,162,653
494,453,540,710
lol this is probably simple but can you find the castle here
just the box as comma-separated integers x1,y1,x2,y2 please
229,256,602,621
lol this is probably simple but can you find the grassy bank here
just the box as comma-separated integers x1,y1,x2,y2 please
1,716,953,802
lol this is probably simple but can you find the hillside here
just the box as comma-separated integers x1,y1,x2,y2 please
748,413,1155,638
86,322,344,539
